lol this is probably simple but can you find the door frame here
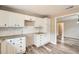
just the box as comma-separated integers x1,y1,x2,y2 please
55,17,64,44
60,22,64,43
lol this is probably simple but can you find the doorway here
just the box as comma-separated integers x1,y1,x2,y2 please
57,22,64,43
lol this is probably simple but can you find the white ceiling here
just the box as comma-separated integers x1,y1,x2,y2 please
5,5,79,17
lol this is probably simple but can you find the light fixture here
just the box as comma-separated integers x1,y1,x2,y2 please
65,6,74,10
77,15,79,24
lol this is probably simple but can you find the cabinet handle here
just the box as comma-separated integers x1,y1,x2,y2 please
20,39,22,40
15,24,16,26
18,24,19,27
40,43,41,45
20,50,22,51
20,46,22,47
13,43,15,45
10,40,12,42
20,42,22,43
16,24,17,26
5,24,6,27
40,37,42,39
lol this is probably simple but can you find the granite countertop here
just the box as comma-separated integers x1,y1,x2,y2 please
34,32,45,34
0,34,27,39
0,32,46,40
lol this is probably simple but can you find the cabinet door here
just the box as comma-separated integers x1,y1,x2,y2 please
1,41,17,54
1,41,7,54
8,12,16,27
39,34,49,46
15,13,25,27
34,34,49,47
30,16,36,21
0,10,10,27
0,10,25,27
41,35,48,45
39,34,45,46
5,37,26,54
6,42,17,54
9,12,25,27
40,19,48,33
34,18,41,27
25,15,31,20
33,34,41,47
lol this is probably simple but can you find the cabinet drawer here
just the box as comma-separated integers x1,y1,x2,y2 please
33,34,49,47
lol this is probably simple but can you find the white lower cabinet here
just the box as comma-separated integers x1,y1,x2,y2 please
1,41,17,54
1,37,26,54
33,34,49,47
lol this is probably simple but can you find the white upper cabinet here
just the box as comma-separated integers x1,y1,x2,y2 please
10,13,25,27
0,10,25,27
25,15,31,21
34,17,41,27
0,10,10,27
25,15,36,21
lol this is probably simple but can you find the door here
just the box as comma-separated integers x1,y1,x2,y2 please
57,22,64,43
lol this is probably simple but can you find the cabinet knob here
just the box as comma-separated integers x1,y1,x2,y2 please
15,24,16,26
10,40,12,42
20,42,22,43
18,24,19,27
13,43,15,45
20,46,22,47
5,24,6,26
20,39,22,40
40,43,41,45
20,50,22,51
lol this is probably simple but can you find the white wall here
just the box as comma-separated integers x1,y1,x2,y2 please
64,19,79,39
50,17,56,44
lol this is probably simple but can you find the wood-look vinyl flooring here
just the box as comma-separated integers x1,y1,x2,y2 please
26,37,79,54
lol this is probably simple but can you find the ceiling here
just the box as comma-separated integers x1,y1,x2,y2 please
3,5,79,17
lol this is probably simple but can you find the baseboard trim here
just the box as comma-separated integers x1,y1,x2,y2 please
50,41,57,45
64,37,79,40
